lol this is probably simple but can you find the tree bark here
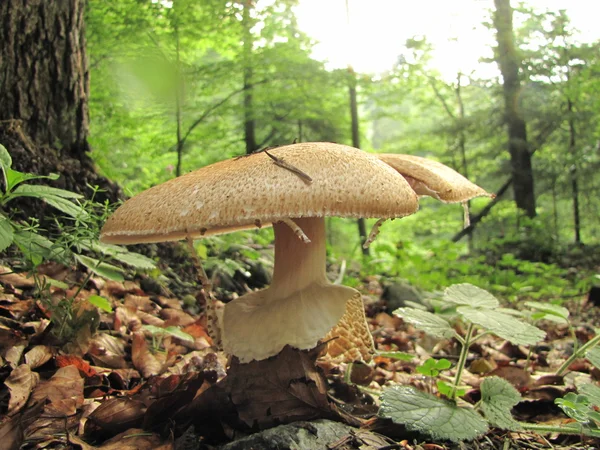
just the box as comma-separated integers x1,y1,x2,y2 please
493,0,536,218
0,0,121,212
347,67,369,256
567,97,581,244
0,0,89,154
242,0,258,155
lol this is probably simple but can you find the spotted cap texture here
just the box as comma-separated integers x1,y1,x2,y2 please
379,154,492,203
101,142,419,244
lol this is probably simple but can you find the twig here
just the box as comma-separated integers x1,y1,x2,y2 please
280,218,311,243
363,218,387,249
264,150,313,183
185,235,211,291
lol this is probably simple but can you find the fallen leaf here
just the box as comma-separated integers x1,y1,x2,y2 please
0,415,23,450
0,266,35,288
225,346,331,428
160,309,195,327
70,429,172,450
5,364,40,415
88,397,146,433
487,365,532,391
131,332,164,378
4,343,26,367
56,355,98,378
24,345,53,369
30,365,84,417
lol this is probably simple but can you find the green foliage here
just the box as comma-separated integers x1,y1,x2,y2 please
480,377,522,431
379,385,488,442
555,390,600,429
416,358,451,377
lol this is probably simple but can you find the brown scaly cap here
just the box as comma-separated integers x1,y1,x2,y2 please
101,143,419,245
379,154,492,203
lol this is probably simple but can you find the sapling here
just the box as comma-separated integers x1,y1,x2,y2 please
379,283,600,442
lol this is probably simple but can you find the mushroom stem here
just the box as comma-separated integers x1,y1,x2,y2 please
270,217,326,293
222,216,357,362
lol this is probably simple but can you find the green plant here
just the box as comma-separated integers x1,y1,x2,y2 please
378,283,600,442
142,324,194,351
0,144,156,339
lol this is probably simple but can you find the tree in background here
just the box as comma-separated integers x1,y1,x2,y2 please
493,0,536,218
0,0,120,206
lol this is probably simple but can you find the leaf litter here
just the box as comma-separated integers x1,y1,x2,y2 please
0,263,599,449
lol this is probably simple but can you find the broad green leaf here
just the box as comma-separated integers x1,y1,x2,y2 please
13,184,83,199
163,326,194,342
436,380,465,398
524,301,569,321
579,383,600,407
443,284,499,309
480,377,523,430
88,295,113,313
379,385,488,442
4,168,40,193
376,351,414,361
0,216,14,252
585,348,600,371
0,144,12,171
76,254,124,282
393,307,455,339
457,307,545,345
13,230,54,266
43,196,88,219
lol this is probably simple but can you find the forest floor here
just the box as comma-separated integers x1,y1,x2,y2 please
0,257,599,450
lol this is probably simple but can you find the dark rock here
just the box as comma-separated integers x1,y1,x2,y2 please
217,419,391,450
381,282,425,313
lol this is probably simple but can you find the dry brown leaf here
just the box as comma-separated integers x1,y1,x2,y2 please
24,345,53,369
56,355,98,378
69,429,172,450
123,295,158,313
88,397,146,432
131,332,164,378
114,306,142,332
30,365,84,417
5,364,40,415
0,415,24,450
4,343,26,367
0,299,34,319
487,365,532,391
159,308,195,327
225,346,331,428
0,266,35,288
137,310,165,327
156,296,182,310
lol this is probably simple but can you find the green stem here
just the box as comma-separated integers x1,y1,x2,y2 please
520,421,600,438
451,322,474,400
556,333,600,376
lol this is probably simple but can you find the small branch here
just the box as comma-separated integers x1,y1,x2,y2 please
280,218,311,243
363,218,387,249
264,150,313,183
185,235,211,291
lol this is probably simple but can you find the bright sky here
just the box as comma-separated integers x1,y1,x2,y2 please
294,0,600,79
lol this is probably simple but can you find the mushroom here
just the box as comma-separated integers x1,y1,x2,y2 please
101,142,419,363
378,154,492,203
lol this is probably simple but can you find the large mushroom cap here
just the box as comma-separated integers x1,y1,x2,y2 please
379,153,492,203
101,143,419,244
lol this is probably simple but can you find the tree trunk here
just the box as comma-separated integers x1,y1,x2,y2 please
242,1,257,155
567,97,581,244
0,0,120,211
493,0,536,218
0,0,88,153
347,67,369,256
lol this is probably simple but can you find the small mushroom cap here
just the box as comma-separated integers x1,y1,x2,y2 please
379,154,492,203
101,143,419,244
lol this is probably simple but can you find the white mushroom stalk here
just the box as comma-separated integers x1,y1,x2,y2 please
222,217,358,363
